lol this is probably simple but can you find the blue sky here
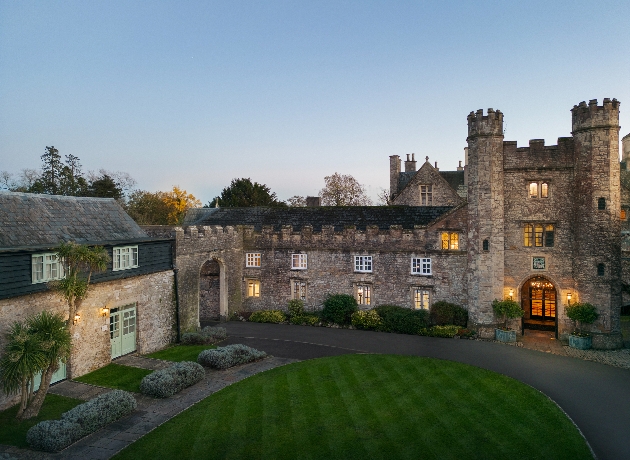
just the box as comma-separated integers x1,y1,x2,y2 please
1,1,629,204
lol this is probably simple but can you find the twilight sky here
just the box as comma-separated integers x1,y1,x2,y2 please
1,1,629,204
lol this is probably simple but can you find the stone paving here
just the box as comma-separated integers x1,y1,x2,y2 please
0,355,297,460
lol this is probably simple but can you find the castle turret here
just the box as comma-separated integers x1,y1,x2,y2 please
466,108,505,333
571,98,622,343
389,155,401,199
622,132,630,168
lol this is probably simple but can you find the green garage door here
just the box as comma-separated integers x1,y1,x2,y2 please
110,304,137,359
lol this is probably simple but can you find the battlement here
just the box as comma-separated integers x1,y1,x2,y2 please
502,137,575,169
467,108,503,138
571,98,620,133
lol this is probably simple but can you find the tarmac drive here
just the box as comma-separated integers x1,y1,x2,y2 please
217,321,630,460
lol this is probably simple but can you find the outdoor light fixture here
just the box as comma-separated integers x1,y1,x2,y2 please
73,313,81,325
567,293,572,304
101,307,109,317
508,289,514,300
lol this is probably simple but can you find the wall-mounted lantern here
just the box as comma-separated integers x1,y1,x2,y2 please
567,293,572,304
508,289,514,300
101,307,110,317
73,313,81,325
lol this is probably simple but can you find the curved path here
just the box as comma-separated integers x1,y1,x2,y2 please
221,322,630,460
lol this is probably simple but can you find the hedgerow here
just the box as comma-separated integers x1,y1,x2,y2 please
374,305,429,335
197,344,267,370
140,361,205,398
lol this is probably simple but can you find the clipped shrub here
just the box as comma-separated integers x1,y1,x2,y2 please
201,326,227,342
289,313,320,326
351,310,383,330
492,299,524,330
287,299,305,317
140,361,205,398
418,325,461,338
321,294,358,325
249,310,286,323
429,301,468,327
27,390,136,452
566,302,599,336
374,305,429,335
181,332,207,345
197,344,267,370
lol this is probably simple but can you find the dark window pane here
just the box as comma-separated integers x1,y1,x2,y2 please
597,263,605,276
598,198,606,210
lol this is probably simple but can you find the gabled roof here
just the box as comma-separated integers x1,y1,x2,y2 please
183,205,456,231
0,192,150,250
398,169,464,196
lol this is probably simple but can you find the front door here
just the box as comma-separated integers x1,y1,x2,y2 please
110,304,137,359
529,280,556,320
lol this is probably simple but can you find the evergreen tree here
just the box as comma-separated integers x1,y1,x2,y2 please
206,178,286,208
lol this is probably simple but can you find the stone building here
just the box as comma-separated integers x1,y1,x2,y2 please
154,98,624,350
0,192,175,410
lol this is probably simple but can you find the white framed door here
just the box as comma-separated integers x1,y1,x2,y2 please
110,304,137,359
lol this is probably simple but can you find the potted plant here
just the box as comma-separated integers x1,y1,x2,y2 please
492,299,524,343
565,302,598,350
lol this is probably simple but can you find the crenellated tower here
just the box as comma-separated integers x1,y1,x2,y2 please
571,98,622,336
466,108,505,332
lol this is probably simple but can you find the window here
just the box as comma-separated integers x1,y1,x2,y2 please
354,255,373,273
113,246,138,271
621,209,627,220
482,239,489,251
246,253,261,267
247,279,260,297
356,285,371,305
32,253,64,283
411,258,431,275
420,185,433,205
441,232,459,250
291,253,308,269
524,224,554,247
598,198,606,210
292,280,307,300
529,181,549,198
413,289,430,310
597,263,605,276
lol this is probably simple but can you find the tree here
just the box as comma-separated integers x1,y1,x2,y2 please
377,188,392,206
38,146,64,195
162,186,202,224
50,242,109,379
319,173,372,206
126,190,172,225
59,154,88,196
206,178,286,208
87,174,123,199
286,195,306,207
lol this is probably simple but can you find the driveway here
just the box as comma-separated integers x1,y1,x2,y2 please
219,321,630,460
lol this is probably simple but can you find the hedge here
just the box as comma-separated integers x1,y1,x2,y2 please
197,344,267,370
351,310,383,330
429,301,468,327
374,305,429,335
321,294,358,325
140,361,205,398
249,310,286,323
181,326,227,345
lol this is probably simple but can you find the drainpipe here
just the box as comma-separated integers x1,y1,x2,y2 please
173,267,181,343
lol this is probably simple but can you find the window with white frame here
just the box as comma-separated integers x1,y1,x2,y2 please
291,280,307,300
247,279,260,297
113,246,138,271
32,253,65,284
413,288,430,310
356,284,371,305
411,257,431,275
354,255,373,273
291,253,308,269
246,253,261,267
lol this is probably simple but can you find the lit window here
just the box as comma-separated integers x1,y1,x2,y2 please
420,185,433,205
441,232,459,250
292,280,307,300
32,253,65,284
413,289,430,310
411,258,431,275
357,285,371,305
247,279,260,297
541,183,549,198
529,182,538,198
524,224,554,247
354,255,373,273
291,253,307,269
598,198,606,210
622,209,627,220
113,246,139,271
246,253,261,267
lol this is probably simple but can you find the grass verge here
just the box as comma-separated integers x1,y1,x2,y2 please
0,394,82,448
145,344,217,362
114,354,592,460
74,363,152,392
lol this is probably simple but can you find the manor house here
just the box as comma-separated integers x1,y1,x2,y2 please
153,98,626,349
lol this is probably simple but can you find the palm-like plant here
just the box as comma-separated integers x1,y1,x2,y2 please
0,321,47,419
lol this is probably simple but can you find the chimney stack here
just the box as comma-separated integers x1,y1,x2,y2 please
404,153,417,172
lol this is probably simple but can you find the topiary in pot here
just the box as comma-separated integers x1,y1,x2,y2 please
565,302,598,347
492,299,524,331
321,294,358,325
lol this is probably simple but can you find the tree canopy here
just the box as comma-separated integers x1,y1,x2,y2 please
126,186,201,225
206,178,286,208
319,173,372,206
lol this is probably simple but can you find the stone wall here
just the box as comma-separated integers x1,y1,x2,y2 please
393,161,464,207
0,270,175,410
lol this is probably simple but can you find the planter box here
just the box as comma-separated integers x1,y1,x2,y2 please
495,328,517,343
569,334,592,350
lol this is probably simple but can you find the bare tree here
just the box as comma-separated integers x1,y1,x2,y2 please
319,173,372,206
286,195,306,207
377,188,392,206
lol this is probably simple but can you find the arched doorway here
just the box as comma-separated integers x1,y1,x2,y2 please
522,276,557,333
200,259,223,321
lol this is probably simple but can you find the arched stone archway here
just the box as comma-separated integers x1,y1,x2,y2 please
199,258,227,321
521,275,557,334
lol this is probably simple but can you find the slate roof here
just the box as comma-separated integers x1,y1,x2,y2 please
183,206,456,231
0,192,150,250
397,170,465,196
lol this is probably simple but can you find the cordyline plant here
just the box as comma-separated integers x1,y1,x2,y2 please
0,312,71,420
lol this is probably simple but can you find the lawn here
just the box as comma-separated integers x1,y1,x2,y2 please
114,354,592,460
74,363,152,393
145,344,217,362
0,394,82,448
